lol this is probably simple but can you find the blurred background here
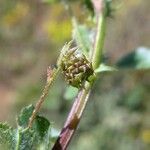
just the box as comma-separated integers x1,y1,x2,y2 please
0,0,150,149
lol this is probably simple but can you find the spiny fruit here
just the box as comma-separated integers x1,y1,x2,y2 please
61,47,94,88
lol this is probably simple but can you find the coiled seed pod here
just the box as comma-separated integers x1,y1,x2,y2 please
61,48,94,88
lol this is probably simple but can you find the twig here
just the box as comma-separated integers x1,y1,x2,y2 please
28,67,60,128
28,42,73,128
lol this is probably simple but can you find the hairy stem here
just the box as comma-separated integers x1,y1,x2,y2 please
52,1,106,150
28,42,72,128
28,67,60,128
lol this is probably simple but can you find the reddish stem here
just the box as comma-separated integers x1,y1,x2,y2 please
52,87,91,150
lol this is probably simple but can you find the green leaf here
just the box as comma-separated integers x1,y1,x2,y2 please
117,47,150,69
83,0,94,15
0,123,14,149
104,0,114,17
0,105,52,149
64,86,78,100
0,124,34,150
0,123,11,132
17,105,51,149
14,128,35,150
17,104,34,128
95,64,117,73
33,116,51,150
72,18,92,57
34,116,50,139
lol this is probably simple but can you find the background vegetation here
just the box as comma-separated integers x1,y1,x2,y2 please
0,0,150,149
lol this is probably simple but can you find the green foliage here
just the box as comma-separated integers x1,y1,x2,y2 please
14,128,35,150
95,63,117,73
0,0,149,150
72,18,92,57
33,116,51,149
104,0,114,17
83,0,94,15
117,47,150,69
0,105,52,150
0,123,14,149
18,105,34,128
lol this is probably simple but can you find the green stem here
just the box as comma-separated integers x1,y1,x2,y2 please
92,14,106,69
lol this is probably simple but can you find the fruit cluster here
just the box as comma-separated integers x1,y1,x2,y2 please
61,48,94,88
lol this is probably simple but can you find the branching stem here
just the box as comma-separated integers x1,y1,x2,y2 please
52,1,107,150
